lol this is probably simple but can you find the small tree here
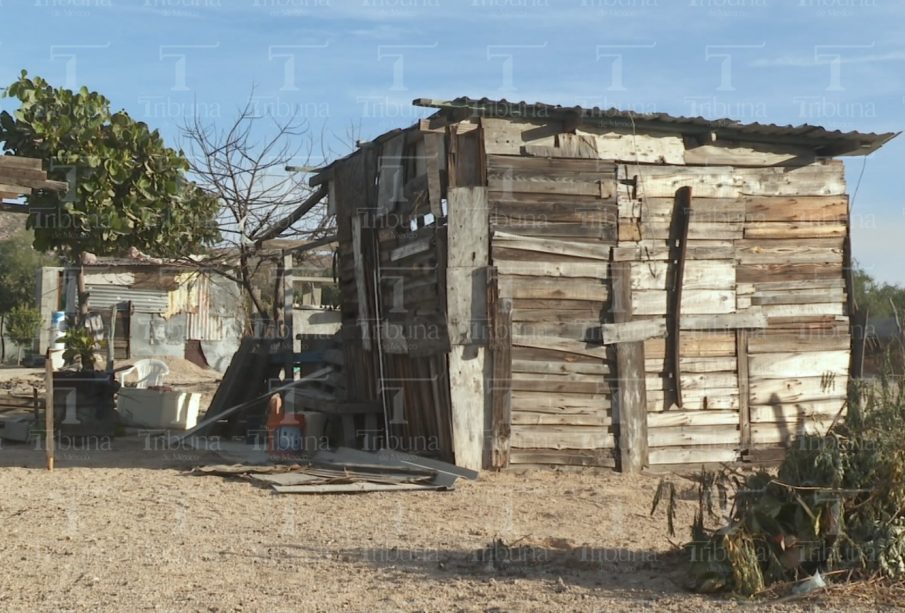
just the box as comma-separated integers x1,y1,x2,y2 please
0,229,57,360
6,306,41,364
0,71,220,322
182,96,334,323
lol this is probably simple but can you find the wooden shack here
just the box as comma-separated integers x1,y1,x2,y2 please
309,97,897,472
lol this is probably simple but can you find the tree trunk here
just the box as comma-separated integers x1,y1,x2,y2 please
0,314,6,362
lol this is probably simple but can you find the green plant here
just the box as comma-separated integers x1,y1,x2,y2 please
0,229,58,361
61,327,100,372
5,305,41,364
653,375,905,597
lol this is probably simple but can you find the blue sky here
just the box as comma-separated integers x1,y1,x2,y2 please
1,0,903,282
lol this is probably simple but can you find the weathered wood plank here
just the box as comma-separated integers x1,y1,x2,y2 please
633,290,735,316
647,388,739,411
510,424,614,450
748,398,846,423
648,425,739,448
645,372,739,391
683,141,815,166
493,231,612,260
622,161,845,198
744,222,847,239
640,197,746,223
744,195,848,223
351,215,371,351
648,446,739,465
493,259,609,279
423,131,446,216
749,376,848,404
737,263,843,283
376,133,405,215
448,345,486,471
500,276,608,301
612,260,647,472
447,187,489,344
748,350,849,379
681,312,768,330
508,448,615,467
511,412,610,427
525,129,685,164
748,331,849,354
613,244,735,262
737,329,751,449
647,410,740,428
488,155,616,198
488,272,512,470
512,334,607,360
631,260,735,291
602,320,667,344
511,390,610,413
750,419,836,445
645,332,736,359
511,372,608,395
511,359,610,376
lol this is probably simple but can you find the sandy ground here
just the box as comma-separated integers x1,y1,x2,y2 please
0,366,900,612
0,436,900,613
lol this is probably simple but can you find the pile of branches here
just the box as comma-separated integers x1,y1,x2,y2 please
654,375,905,596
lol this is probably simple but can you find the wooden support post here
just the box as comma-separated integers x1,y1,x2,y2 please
666,186,692,409
44,350,54,471
737,329,751,452
487,268,512,470
106,305,116,372
276,250,295,380
446,187,489,471
612,260,647,473
351,215,371,351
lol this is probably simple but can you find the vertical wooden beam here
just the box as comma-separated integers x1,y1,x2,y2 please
737,329,751,452
278,250,295,380
666,186,692,409
487,268,512,469
423,131,446,217
446,186,489,470
612,260,647,473
106,305,116,372
351,215,371,351
44,350,54,471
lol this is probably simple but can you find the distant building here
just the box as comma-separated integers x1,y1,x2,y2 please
37,258,244,371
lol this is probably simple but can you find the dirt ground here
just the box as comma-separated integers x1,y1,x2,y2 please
0,366,899,612
0,436,900,613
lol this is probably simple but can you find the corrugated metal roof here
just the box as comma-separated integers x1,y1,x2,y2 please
413,97,898,157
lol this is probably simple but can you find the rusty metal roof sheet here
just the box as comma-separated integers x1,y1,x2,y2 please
414,96,898,157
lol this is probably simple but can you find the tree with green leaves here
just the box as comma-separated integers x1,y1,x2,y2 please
0,228,57,361
0,71,220,322
852,262,905,321
5,305,42,364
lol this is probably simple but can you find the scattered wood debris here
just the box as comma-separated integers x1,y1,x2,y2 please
193,446,477,494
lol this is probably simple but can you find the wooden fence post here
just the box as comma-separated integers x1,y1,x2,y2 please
44,350,54,471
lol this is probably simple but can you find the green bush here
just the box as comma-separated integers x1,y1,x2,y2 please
5,306,42,364
654,377,905,596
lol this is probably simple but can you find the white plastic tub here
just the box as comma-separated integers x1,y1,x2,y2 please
117,388,201,430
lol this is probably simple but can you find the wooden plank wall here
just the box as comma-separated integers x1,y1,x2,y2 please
614,160,850,467
329,125,455,459
485,151,618,468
